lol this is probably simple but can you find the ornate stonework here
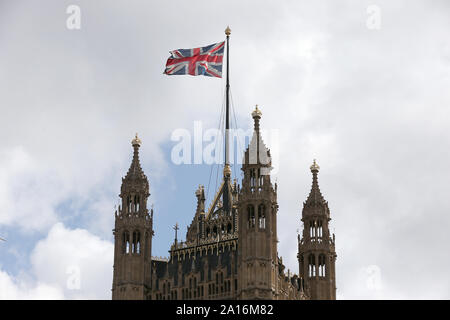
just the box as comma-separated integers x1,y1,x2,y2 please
111,110,337,300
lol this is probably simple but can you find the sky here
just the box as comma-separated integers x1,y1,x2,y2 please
0,0,449,299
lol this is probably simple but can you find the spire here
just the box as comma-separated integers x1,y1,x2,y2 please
245,105,271,167
305,159,326,206
124,133,147,182
121,134,149,197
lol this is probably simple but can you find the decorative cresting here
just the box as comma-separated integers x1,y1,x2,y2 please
112,135,153,300
298,160,336,300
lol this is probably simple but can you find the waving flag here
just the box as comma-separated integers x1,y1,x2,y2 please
164,41,225,78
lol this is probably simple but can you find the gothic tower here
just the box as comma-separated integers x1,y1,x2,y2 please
237,106,279,299
298,160,336,300
112,135,153,300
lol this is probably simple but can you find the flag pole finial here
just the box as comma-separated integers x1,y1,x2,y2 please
225,26,231,36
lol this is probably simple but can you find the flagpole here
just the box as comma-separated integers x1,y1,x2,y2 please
222,26,232,216
224,26,231,178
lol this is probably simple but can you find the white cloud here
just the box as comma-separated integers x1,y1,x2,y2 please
0,0,449,299
30,223,114,299
0,270,64,299
0,146,61,232
0,223,113,299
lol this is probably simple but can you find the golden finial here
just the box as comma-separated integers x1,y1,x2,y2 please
225,26,231,36
310,159,320,172
223,163,231,177
132,133,142,146
252,104,262,118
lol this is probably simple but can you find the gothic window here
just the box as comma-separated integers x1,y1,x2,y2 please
258,168,263,189
221,224,225,234
309,220,318,241
318,220,323,238
134,195,140,212
308,254,316,277
258,204,266,229
132,231,140,254
126,196,131,213
123,231,130,254
227,223,232,234
250,168,256,188
213,226,218,237
206,227,210,237
319,255,326,277
247,205,255,228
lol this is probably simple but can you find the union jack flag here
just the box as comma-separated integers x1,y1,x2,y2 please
164,41,225,78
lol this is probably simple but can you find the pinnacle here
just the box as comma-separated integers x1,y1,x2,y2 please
305,163,326,206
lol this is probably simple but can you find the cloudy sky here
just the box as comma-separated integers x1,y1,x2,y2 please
1,0,449,299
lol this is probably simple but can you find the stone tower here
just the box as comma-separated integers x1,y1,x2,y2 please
112,134,153,300
237,106,279,299
298,160,336,300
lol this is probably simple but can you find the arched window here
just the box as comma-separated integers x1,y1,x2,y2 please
258,168,264,188
319,254,326,277
227,223,232,234
123,231,130,254
308,254,316,277
206,227,210,237
250,169,256,188
126,196,131,213
247,205,255,228
318,220,323,238
310,220,318,241
258,204,266,229
132,231,140,254
213,226,218,237
134,195,140,212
